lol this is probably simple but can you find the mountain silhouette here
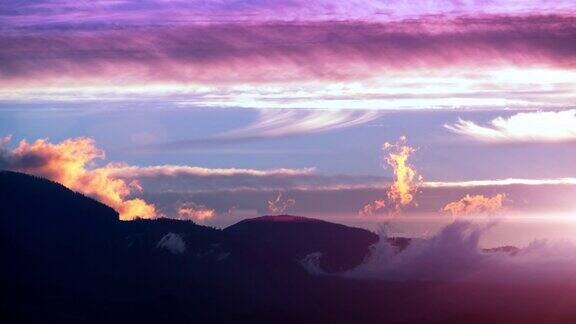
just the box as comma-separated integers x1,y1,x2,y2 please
5,171,566,324
0,170,120,284
0,171,381,323
224,215,378,273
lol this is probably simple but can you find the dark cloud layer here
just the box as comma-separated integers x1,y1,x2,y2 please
1,15,575,84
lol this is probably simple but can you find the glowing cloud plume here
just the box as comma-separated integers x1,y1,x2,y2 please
445,110,576,143
359,136,422,216
267,192,296,214
0,135,156,220
177,202,216,223
442,194,507,217
384,136,422,210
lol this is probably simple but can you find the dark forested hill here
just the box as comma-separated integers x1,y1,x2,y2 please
224,215,378,273
0,170,118,223
0,171,381,323
0,170,120,284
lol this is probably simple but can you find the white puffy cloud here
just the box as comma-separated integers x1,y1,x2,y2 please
445,110,576,143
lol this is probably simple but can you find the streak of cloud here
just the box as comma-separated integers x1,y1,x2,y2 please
425,178,576,188
109,164,315,178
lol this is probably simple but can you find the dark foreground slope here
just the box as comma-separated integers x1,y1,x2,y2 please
0,171,377,323
5,171,576,323
0,170,119,285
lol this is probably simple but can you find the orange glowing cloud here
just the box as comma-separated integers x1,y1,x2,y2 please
0,135,156,220
177,202,216,223
442,194,507,217
383,136,422,210
358,199,386,217
267,192,296,214
358,136,422,216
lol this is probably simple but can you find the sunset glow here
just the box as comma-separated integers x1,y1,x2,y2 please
2,1,576,322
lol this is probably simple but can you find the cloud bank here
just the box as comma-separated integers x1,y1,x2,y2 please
5,16,575,84
425,178,576,187
2,12,575,108
348,221,576,283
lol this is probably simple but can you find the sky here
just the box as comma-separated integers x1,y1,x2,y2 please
1,0,576,246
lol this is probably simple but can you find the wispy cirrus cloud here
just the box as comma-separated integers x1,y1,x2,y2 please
220,109,380,139
445,109,576,143
142,109,380,151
